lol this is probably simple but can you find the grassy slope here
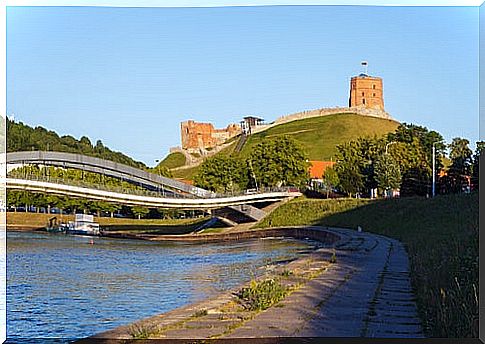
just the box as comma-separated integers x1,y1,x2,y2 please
217,141,238,157
158,152,187,169
257,193,478,337
239,113,399,160
171,165,201,180
171,142,238,180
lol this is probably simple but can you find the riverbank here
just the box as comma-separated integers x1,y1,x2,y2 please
102,226,339,243
256,192,479,337
86,226,422,340
6,212,209,233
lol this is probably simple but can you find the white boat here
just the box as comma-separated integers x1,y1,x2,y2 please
66,214,101,236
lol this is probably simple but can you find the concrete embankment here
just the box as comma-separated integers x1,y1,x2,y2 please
84,226,424,341
101,226,340,244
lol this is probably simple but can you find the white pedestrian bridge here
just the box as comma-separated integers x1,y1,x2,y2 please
4,152,301,217
4,177,300,210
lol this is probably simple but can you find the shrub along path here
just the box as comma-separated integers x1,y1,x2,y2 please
87,226,423,340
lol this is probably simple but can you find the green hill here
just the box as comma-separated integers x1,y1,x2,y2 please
169,113,399,181
158,152,186,169
239,113,400,160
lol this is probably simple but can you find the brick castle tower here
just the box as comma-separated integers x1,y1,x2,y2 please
349,65,384,111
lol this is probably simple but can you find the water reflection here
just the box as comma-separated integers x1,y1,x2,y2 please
7,231,315,340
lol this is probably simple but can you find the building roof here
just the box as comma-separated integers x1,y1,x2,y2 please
243,116,264,121
308,160,336,179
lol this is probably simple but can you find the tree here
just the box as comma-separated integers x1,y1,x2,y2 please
471,141,484,190
132,206,150,219
103,202,122,218
321,167,339,198
444,137,473,194
249,136,309,188
194,156,248,193
374,154,401,197
400,166,431,197
334,140,369,197
79,136,93,149
94,139,105,152
7,190,24,211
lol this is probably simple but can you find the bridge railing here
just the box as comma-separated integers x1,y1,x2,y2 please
211,186,301,198
8,174,195,199
8,174,301,199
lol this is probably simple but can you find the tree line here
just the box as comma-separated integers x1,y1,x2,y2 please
7,118,170,177
194,123,482,198
7,190,198,220
324,123,483,197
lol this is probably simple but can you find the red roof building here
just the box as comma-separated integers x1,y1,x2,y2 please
309,160,336,180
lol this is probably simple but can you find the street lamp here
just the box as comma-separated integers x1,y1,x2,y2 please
155,159,165,197
248,159,259,191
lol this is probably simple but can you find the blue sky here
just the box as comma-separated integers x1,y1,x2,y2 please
7,5,479,166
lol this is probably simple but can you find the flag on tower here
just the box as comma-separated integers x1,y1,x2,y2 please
361,61,368,75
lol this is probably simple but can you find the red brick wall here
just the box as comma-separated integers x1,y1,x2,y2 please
181,120,241,150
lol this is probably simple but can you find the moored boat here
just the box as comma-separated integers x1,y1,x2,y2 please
66,214,101,236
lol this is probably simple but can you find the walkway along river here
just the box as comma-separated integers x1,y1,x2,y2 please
7,231,318,341
88,226,425,340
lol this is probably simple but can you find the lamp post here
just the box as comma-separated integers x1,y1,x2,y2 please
155,159,165,197
248,159,259,191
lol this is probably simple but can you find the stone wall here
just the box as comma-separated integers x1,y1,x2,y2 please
250,106,394,134
181,120,241,150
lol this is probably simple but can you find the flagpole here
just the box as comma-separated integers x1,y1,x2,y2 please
361,61,368,75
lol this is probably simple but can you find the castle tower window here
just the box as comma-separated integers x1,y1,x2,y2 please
373,84,376,89
362,99,365,104
362,92,365,96
373,93,376,97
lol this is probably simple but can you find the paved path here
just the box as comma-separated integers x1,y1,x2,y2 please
89,227,424,340
227,228,424,338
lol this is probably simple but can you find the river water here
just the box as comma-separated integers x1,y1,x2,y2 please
7,231,315,341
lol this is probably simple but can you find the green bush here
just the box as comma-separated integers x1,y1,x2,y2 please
236,278,288,311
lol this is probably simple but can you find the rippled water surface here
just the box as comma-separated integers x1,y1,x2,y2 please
7,231,315,340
